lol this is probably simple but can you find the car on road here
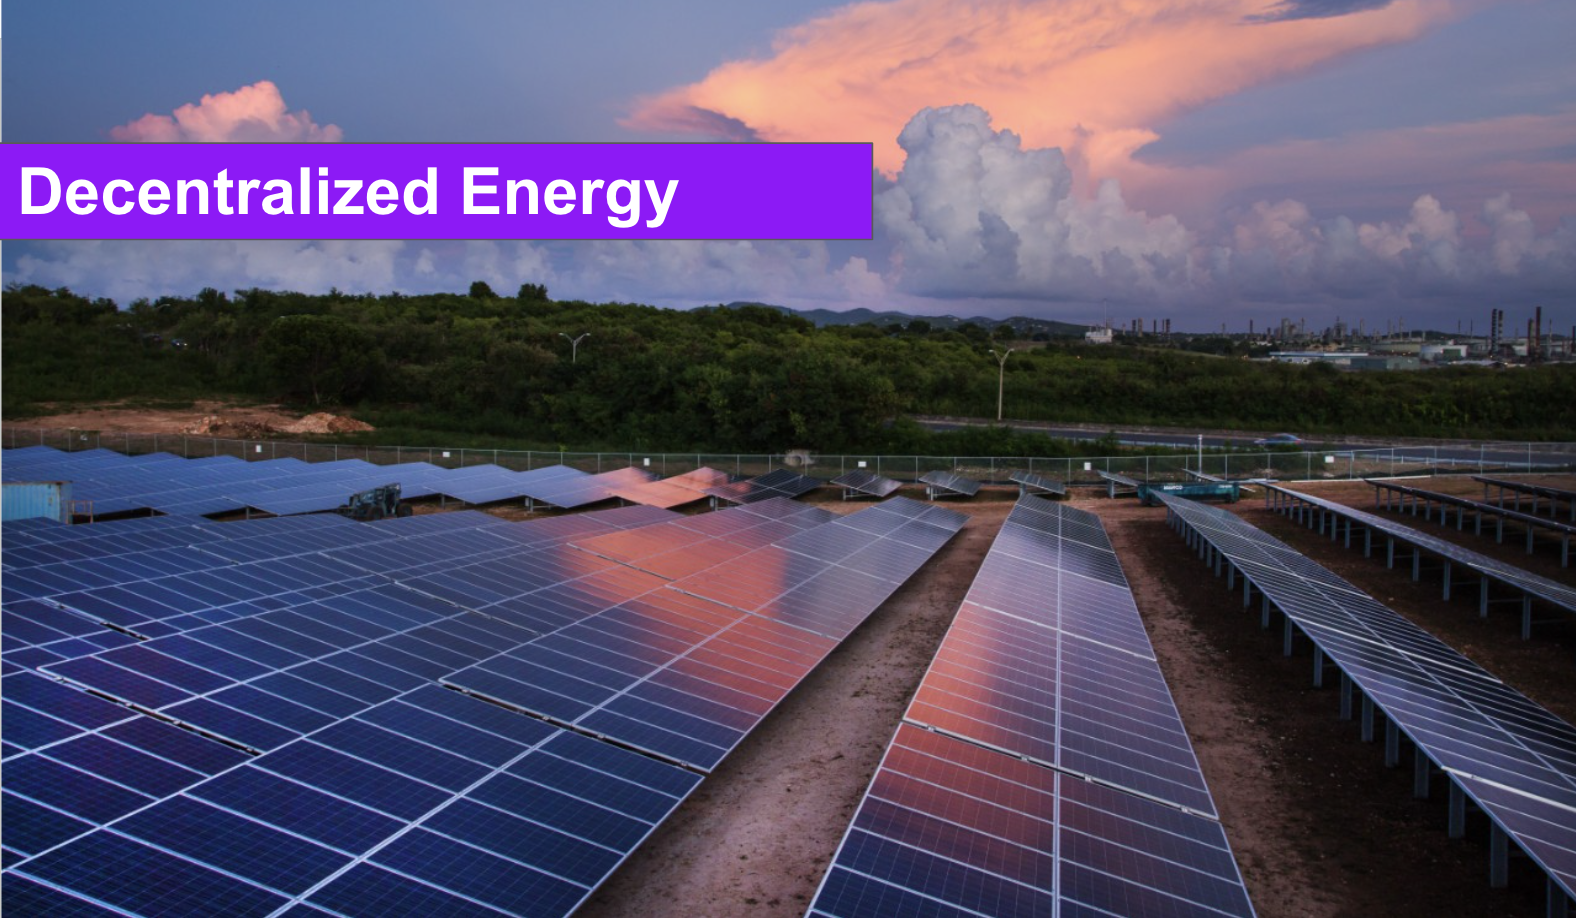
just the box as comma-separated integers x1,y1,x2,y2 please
1253,433,1304,447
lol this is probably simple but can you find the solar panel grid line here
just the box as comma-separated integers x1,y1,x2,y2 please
1157,492,1576,904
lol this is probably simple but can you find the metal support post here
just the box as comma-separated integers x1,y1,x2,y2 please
1339,674,1353,720
1385,720,1400,767
1449,780,1466,838
1491,823,1509,888
1414,748,1430,799
1361,696,1375,742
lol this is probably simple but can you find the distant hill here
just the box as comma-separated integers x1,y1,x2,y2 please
728,302,1092,337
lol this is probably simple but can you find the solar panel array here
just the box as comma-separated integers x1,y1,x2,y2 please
1265,486,1576,630
918,470,982,499
1474,475,1576,522
1155,491,1576,907
809,496,1255,918
4,495,965,916
1009,470,1065,497
1366,479,1573,566
703,468,824,505
1,446,723,516
829,470,902,500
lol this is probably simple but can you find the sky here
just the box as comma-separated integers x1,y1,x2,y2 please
3,0,1573,333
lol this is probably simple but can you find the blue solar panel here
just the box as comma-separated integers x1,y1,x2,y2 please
2,477,965,916
188,767,403,854
1,793,95,857
114,795,352,895
15,830,289,917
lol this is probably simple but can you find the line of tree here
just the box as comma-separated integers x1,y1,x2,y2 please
4,283,1573,451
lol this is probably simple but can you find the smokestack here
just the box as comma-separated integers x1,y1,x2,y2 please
1535,306,1543,361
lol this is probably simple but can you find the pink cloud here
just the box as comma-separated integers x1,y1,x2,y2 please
622,0,1458,185
110,81,342,142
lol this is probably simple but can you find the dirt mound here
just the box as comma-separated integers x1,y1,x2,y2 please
182,415,276,438
175,411,373,438
277,412,375,435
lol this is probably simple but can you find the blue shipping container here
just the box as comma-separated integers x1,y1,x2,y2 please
2,481,73,523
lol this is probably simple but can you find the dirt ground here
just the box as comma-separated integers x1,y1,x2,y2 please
6,400,307,434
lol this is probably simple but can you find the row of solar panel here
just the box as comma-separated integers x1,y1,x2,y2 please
3,445,751,516
809,495,1255,918
1267,486,1576,618
4,494,965,916
4,505,714,916
1156,491,1576,904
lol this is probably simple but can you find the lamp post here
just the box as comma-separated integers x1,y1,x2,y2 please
559,332,590,364
989,347,1015,421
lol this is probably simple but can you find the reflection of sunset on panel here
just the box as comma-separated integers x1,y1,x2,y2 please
625,0,1457,183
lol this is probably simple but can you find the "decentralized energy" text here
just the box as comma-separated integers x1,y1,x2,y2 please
20,166,680,229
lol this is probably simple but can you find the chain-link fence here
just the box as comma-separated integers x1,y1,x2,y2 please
7,427,1572,485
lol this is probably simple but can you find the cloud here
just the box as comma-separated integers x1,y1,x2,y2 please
10,241,402,302
874,105,1193,301
623,0,1459,185
1135,108,1576,232
1250,0,1399,23
109,81,343,142
12,104,1575,327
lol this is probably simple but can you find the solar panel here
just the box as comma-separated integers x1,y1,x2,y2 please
609,466,741,508
1474,475,1576,522
811,496,1252,917
1009,470,1065,497
518,466,659,510
1266,486,1576,631
830,470,903,500
703,468,824,505
919,469,981,499
448,497,962,772
1157,491,1576,906
1096,469,1140,498
1367,478,1573,566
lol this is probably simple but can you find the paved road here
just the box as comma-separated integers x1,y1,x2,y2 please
914,418,1576,469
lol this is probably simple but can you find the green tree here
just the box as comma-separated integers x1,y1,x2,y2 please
258,315,382,405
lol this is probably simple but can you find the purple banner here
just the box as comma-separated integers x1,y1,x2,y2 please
0,143,873,240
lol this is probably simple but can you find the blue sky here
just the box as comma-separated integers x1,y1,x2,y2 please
4,0,1573,333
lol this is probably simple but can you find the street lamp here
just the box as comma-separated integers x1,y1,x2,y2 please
559,332,590,364
989,347,1015,422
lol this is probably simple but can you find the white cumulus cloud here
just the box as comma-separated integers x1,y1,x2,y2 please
109,81,342,143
